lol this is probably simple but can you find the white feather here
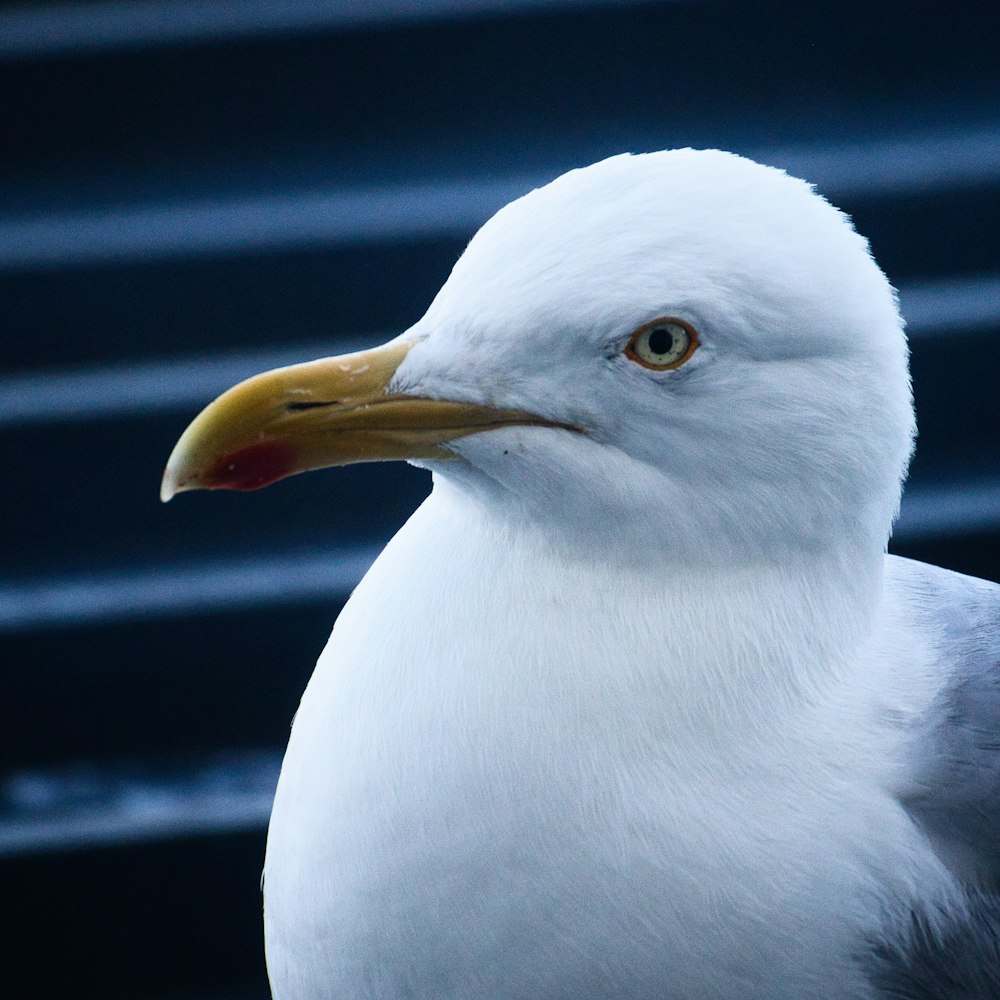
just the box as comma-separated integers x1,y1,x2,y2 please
262,149,985,998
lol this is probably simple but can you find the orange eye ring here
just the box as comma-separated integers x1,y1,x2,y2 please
625,317,699,371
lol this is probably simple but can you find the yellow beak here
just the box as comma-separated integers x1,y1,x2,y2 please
160,338,570,502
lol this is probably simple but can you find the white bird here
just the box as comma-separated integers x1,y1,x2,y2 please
161,149,1000,999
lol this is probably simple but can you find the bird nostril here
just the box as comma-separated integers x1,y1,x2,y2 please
285,401,339,411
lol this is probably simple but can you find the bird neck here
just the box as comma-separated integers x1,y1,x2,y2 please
414,479,885,750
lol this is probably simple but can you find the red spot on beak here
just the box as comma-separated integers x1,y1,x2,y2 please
203,440,299,491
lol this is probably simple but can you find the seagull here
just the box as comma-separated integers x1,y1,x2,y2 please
161,149,1000,999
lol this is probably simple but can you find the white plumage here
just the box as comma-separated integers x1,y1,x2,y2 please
169,149,1000,998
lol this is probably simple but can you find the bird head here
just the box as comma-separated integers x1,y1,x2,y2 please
162,149,914,565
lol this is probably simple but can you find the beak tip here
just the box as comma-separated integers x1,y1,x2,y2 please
160,456,185,503
160,475,178,503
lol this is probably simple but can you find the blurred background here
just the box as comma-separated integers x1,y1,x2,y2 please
2,1,999,997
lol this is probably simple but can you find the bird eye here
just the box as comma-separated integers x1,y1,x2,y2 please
625,318,698,370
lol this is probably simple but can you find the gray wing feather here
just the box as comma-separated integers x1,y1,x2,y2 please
867,889,1000,999
888,556,1000,882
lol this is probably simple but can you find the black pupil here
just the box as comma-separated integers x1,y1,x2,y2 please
647,326,675,356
